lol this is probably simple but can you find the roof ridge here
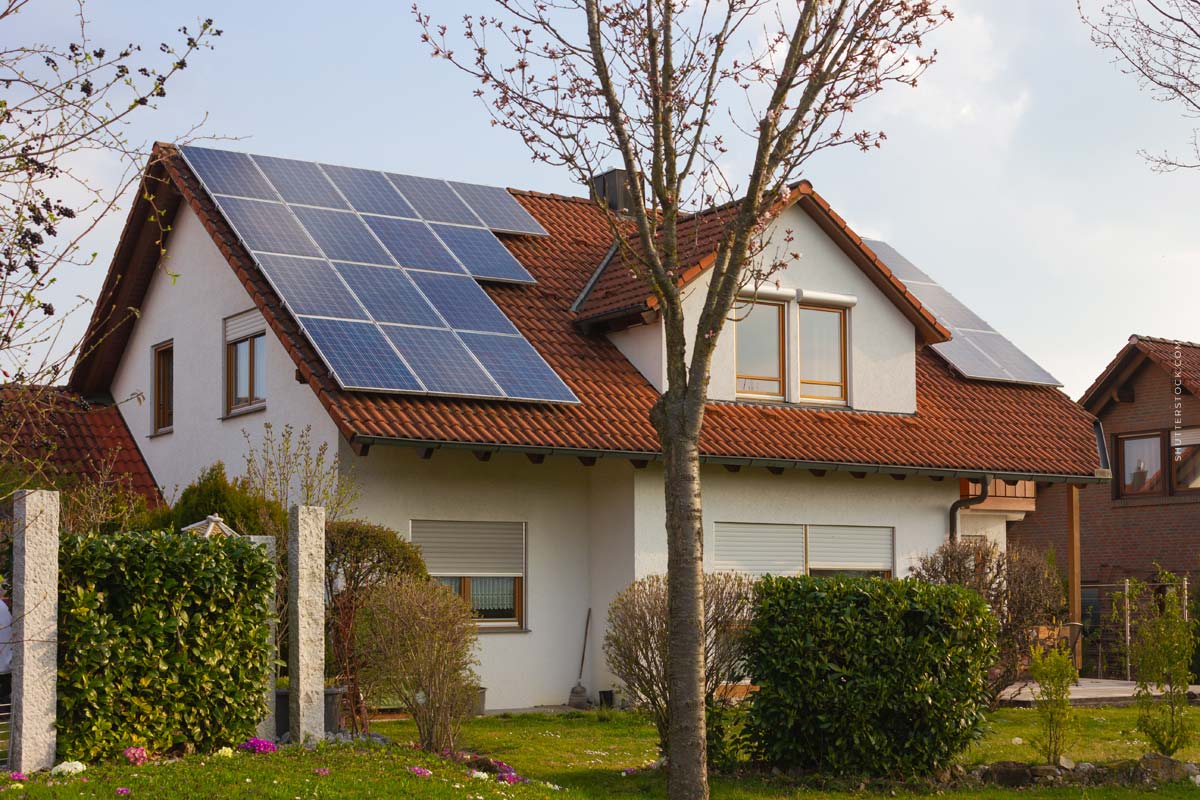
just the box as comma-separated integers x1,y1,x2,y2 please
1133,334,1200,350
508,188,596,205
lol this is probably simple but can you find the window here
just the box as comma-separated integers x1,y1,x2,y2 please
1171,427,1200,494
411,520,526,628
735,301,785,399
152,341,173,433
712,522,893,578
226,333,266,412
798,306,846,401
1117,433,1165,497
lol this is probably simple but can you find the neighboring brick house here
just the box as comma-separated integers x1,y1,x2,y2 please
1008,336,1200,592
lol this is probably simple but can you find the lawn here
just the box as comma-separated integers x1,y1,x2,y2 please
7,706,1200,798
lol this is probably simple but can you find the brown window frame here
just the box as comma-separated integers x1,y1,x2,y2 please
437,575,525,628
1170,427,1200,495
734,300,786,400
797,304,847,403
1114,431,1169,498
152,341,174,434
225,332,266,414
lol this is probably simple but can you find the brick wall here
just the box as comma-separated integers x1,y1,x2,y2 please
1008,359,1200,583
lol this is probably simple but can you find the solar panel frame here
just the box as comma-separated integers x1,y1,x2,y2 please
407,271,519,335
448,181,548,236
332,262,445,327
363,216,466,274
290,206,394,265
251,155,349,209
431,223,535,284
903,282,993,331
460,331,578,403
180,146,277,200
297,316,423,392
213,196,322,257
966,331,1061,386
387,173,483,226
321,164,419,218
255,254,368,320
380,324,504,398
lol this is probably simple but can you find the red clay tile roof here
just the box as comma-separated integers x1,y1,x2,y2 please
71,144,1102,481
1,386,160,502
1080,335,1200,412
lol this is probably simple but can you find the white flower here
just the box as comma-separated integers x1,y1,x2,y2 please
470,770,490,780
50,761,87,776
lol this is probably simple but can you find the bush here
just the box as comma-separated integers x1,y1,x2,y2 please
356,577,478,752
326,519,427,732
58,529,275,759
172,462,286,539
912,539,1063,700
1121,573,1194,756
744,575,996,777
602,572,754,758
1029,645,1077,764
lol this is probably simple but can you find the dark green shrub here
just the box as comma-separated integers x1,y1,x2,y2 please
744,575,996,777
172,462,286,538
58,529,275,759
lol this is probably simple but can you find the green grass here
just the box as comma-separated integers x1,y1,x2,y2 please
7,705,1200,798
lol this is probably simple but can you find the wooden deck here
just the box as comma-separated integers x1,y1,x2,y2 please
1000,678,1200,707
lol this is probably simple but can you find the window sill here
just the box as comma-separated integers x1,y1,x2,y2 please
148,427,173,439
476,626,530,635
1113,493,1200,508
220,403,267,422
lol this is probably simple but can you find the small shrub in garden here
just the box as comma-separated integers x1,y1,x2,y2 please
913,539,1063,701
602,572,754,758
172,462,286,538
57,529,275,760
356,577,479,752
1029,645,1077,764
1119,573,1194,756
745,575,996,777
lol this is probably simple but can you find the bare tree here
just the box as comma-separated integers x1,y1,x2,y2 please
1082,0,1200,170
415,2,948,796
0,0,220,497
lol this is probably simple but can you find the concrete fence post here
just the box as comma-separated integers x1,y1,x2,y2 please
247,536,278,742
288,505,325,743
10,490,59,772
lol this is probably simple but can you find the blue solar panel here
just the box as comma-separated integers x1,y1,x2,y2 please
181,146,277,200
252,155,348,209
449,182,547,236
322,164,417,218
460,332,576,403
904,282,992,331
363,216,465,273
431,224,534,283
387,173,482,226
256,254,366,319
332,263,443,327
966,331,1061,385
290,207,392,264
406,271,517,334
213,196,321,257
297,316,422,391
381,325,502,397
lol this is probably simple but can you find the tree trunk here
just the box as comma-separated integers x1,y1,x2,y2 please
656,399,709,800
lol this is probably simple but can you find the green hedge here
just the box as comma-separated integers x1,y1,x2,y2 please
58,529,275,760
744,576,997,777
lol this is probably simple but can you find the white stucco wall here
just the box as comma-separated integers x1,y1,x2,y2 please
110,204,340,495
959,510,1015,549
607,205,918,413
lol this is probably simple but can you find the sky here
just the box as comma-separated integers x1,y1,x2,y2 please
12,0,1199,399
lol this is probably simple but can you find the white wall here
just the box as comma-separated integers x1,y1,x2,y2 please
585,460,636,695
959,510,1015,549
111,205,340,496
607,205,918,413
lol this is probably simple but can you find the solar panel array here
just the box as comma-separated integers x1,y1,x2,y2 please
864,239,1061,387
180,145,575,403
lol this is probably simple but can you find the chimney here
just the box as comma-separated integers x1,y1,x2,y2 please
591,168,636,213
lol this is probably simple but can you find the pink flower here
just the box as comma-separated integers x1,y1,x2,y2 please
313,768,330,777
237,738,277,754
116,789,131,796
407,766,432,778
8,772,26,782
123,747,149,766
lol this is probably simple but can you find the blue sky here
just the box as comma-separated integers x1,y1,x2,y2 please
15,0,1198,398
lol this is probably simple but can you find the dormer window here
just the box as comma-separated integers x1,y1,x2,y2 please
798,305,847,402
735,301,785,399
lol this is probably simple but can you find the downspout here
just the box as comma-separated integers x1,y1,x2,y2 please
948,475,991,542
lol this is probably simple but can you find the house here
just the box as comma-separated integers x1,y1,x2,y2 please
1008,336,1200,608
69,143,1105,709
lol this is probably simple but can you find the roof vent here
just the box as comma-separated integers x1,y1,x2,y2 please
591,168,636,213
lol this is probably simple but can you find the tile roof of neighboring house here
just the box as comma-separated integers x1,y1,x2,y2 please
1,386,160,502
1079,335,1200,412
70,144,1103,481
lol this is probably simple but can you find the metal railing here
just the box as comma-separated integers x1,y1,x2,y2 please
1079,577,1189,681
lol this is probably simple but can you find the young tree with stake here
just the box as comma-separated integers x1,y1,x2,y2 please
415,2,950,796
